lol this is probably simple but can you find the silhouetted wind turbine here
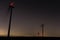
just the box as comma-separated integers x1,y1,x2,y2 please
7,1,15,37
37,32,40,36
41,24,44,37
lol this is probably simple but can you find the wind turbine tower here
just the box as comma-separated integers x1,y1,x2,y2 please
7,1,15,37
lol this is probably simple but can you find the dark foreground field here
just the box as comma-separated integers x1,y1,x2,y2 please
0,36,60,40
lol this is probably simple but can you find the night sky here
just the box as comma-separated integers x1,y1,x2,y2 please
0,0,60,37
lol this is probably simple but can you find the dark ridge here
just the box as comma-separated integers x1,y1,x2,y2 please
0,36,60,40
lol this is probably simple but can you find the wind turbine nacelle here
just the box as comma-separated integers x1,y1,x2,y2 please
9,1,15,8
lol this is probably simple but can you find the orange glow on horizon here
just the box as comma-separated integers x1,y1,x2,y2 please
0,28,48,37
0,29,7,36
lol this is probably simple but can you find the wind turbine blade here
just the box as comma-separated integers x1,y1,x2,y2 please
8,7,10,13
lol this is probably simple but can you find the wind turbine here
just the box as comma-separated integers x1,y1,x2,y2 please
7,0,15,37
41,24,44,37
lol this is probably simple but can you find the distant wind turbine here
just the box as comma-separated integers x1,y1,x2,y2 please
41,24,44,37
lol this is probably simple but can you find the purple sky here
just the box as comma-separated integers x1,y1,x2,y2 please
0,0,60,37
